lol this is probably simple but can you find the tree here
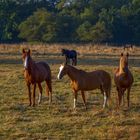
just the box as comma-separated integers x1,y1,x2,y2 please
19,9,57,42
76,21,111,42
0,0,19,42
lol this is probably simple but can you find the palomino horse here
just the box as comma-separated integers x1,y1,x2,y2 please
61,49,77,66
57,64,111,109
114,53,133,107
22,49,52,106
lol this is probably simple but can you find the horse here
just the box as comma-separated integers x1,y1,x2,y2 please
61,49,77,66
22,49,52,106
57,64,111,109
114,53,133,107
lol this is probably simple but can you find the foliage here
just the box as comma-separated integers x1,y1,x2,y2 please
0,0,140,44
19,9,57,42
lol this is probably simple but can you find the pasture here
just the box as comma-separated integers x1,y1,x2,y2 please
0,44,139,139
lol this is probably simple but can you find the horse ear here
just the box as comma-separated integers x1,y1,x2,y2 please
127,53,129,57
22,48,25,53
121,53,123,56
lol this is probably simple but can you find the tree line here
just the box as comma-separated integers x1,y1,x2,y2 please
0,0,140,44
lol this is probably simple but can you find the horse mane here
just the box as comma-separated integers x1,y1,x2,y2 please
26,56,36,75
66,65,86,74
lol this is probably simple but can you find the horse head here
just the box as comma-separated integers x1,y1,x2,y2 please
120,53,129,73
57,64,68,79
22,49,32,70
61,49,65,56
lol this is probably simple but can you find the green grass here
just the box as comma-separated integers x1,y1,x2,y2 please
0,48,140,140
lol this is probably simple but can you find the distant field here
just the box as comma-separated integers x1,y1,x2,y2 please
0,44,139,139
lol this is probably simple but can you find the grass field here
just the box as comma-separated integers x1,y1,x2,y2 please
0,44,140,140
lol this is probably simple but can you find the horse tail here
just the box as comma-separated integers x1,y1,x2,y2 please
108,80,111,99
45,64,52,103
107,75,112,106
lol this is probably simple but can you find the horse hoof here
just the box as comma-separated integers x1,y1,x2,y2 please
32,104,35,107
73,108,77,112
49,100,52,104
38,101,41,104
28,104,32,107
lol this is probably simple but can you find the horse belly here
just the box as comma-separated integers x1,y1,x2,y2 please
79,79,100,91
120,80,132,88
36,72,47,82
35,67,49,83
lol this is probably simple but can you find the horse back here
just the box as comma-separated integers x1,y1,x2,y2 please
65,50,77,58
74,70,111,91
35,62,51,82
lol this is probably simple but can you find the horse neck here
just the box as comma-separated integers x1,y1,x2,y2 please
119,60,128,74
67,66,79,81
27,57,36,75
119,62,124,74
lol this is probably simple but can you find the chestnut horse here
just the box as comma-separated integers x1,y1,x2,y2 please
22,49,52,106
57,64,111,109
114,53,133,107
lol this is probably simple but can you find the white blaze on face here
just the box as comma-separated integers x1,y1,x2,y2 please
24,56,28,69
57,65,64,79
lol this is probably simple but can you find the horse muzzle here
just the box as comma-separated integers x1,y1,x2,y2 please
24,67,28,70
57,75,62,80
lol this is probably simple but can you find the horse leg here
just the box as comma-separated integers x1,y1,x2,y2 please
81,91,87,110
73,90,78,109
72,59,74,65
27,83,32,106
127,87,131,107
73,58,75,66
118,94,122,107
32,83,36,107
100,85,104,95
74,55,77,66
73,58,77,66
118,88,123,107
38,83,42,104
100,85,108,108
65,57,68,65
103,91,107,108
46,79,52,104
116,87,121,107
122,89,126,106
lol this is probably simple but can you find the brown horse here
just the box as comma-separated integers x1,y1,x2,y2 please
22,49,52,106
114,53,133,107
57,64,111,109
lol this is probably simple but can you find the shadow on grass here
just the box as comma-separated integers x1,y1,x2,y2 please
0,56,139,68
0,53,139,67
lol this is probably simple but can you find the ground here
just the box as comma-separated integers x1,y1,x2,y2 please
0,44,139,140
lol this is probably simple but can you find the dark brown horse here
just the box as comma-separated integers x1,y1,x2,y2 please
57,64,111,109
114,53,133,107
22,49,52,106
61,49,77,66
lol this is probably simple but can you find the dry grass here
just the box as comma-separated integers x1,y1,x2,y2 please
0,43,139,55
0,44,140,140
